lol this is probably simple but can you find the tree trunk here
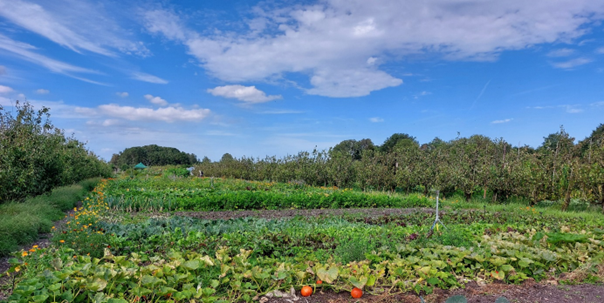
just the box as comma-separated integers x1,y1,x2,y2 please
562,190,571,211
483,188,487,199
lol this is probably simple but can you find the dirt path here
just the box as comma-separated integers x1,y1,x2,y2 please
173,207,436,220
265,280,604,303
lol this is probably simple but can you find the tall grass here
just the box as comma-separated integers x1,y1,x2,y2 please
0,178,101,257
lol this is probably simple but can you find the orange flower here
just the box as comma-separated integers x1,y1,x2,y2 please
59,240,65,243
21,251,28,257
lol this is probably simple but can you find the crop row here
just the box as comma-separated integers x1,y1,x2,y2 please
103,177,431,211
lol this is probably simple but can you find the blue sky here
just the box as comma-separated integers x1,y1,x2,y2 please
1,0,603,161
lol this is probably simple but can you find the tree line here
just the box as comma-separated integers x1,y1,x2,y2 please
195,126,604,211
0,102,112,203
109,144,199,170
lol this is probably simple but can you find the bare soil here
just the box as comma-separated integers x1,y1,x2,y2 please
266,280,604,303
172,207,436,220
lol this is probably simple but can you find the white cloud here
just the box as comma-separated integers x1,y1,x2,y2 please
551,57,592,69
75,104,210,123
131,72,168,84
491,118,513,124
565,105,583,114
0,0,149,57
0,33,104,84
35,88,49,94
596,47,604,54
0,85,13,94
116,92,129,98
369,117,384,123
143,1,604,97
144,94,168,106
207,85,282,103
546,48,575,57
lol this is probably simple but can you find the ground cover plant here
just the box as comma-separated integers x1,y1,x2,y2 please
4,176,604,303
0,178,101,257
102,177,432,211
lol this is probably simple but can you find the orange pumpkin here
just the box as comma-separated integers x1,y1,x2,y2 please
301,286,313,297
351,287,363,299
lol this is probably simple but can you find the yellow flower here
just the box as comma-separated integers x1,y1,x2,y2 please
14,266,20,272
21,251,28,257
59,240,65,243
33,245,38,248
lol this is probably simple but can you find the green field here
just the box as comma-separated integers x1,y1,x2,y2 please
5,175,604,303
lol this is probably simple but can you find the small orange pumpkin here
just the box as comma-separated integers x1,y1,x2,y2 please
301,285,313,297
351,287,363,299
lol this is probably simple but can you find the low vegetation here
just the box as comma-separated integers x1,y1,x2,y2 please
0,179,101,257
5,176,604,303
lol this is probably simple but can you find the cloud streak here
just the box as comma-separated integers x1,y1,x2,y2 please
131,72,168,84
551,57,592,69
491,118,513,124
0,0,149,57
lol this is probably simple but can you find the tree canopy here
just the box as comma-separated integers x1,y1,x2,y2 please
110,145,198,167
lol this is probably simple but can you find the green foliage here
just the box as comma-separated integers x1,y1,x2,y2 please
7,177,604,302
380,133,418,153
164,167,191,178
331,138,376,160
0,183,87,257
102,177,432,211
110,144,198,167
0,102,111,203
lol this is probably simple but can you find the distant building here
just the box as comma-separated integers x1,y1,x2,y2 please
134,162,147,169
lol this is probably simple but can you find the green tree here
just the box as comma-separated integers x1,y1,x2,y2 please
380,133,418,153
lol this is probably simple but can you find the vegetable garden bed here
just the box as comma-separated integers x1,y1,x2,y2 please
4,177,604,303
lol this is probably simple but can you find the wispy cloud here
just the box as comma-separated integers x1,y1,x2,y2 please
205,130,236,136
0,0,149,57
116,92,129,98
551,57,592,69
564,105,583,114
144,94,168,106
591,101,604,107
131,72,168,84
471,80,491,109
0,33,103,83
527,104,583,113
546,48,575,57
413,91,432,99
491,118,513,124
207,85,281,103
0,85,14,94
369,117,384,123
260,110,305,114
596,47,604,54
35,88,49,94
0,66,6,75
